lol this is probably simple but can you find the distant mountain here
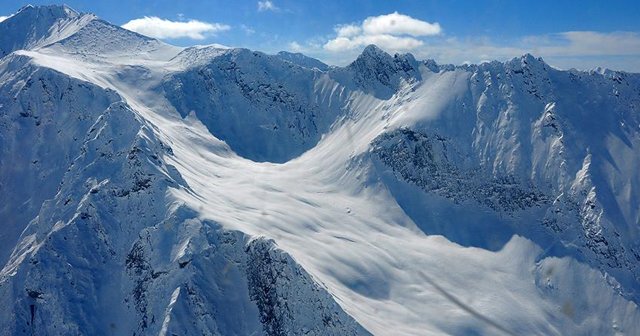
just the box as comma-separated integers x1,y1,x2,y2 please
1,5,640,335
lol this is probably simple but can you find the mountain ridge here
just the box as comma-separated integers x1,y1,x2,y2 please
1,4,640,335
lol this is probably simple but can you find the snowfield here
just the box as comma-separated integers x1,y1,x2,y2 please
1,5,640,335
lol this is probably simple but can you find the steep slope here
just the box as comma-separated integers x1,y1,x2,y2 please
370,55,640,298
0,54,120,266
163,47,338,162
1,5,640,336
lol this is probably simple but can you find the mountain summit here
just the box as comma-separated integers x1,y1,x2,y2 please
0,4,92,56
1,5,640,336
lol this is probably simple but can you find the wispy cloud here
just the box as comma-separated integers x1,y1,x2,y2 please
240,24,255,35
122,16,230,40
258,0,279,12
0,15,9,22
527,31,640,57
324,12,441,52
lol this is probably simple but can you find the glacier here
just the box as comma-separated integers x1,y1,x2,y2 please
1,4,640,335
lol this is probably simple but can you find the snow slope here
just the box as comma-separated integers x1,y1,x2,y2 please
1,5,640,335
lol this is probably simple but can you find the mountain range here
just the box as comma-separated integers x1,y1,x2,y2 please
1,4,640,335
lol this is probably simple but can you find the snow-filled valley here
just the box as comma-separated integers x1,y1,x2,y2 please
1,4,640,335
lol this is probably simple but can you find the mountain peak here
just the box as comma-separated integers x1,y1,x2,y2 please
514,53,546,67
15,4,80,19
505,52,548,73
0,4,90,57
360,44,390,58
344,44,422,99
350,44,394,68
521,52,543,63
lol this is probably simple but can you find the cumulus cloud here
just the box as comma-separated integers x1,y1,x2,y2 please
324,12,441,52
0,15,9,22
362,12,441,37
335,24,362,38
258,0,279,12
122,16,230,40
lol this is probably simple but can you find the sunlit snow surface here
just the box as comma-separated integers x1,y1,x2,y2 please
1,5,640,335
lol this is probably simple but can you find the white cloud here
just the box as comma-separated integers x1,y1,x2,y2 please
0,15,9,22
258,1,279,12
362,12,441,37
325,34,423,52
335,24,362,38
324,12,441,52
122,16,230,40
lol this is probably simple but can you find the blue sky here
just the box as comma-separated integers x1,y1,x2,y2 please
2,0,640,71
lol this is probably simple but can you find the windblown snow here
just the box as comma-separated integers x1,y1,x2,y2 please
1,5,640,336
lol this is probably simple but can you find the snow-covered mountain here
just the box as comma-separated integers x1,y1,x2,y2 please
1,5,639,335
